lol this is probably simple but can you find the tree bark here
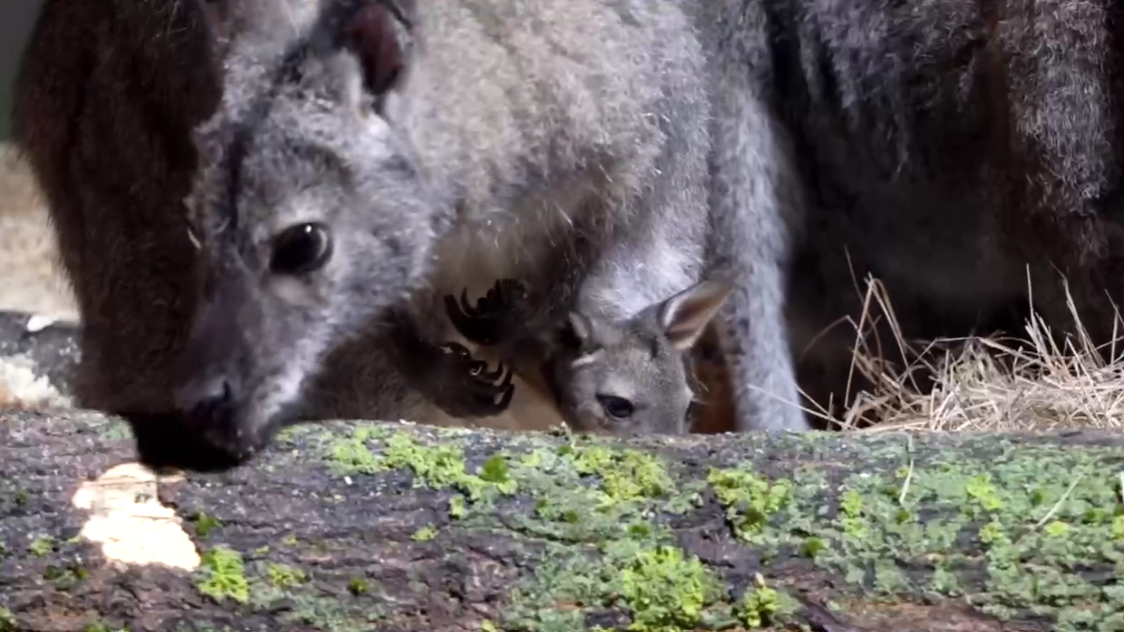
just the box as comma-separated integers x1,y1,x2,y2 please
0,310,80,404
2,401,1123,632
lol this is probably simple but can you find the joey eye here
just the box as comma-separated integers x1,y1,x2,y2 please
269,223,333,275
597,395,634,419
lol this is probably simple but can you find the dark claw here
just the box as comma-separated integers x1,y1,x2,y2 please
493,380,516,410
444,293,492,345
472,374,515,414
459,288,477,317
469,362,513,397
478,360,507,382
444,278,531,347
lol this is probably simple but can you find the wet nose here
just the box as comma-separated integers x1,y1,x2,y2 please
175,375,238,425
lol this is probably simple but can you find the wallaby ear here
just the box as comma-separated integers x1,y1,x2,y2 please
342,2,407,106
655,279,733,352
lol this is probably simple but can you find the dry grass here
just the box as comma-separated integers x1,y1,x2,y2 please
799,270,1124,434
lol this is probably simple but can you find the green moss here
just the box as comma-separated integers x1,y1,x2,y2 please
348,578,370,596
568,445,676,504
327,427,386,475
618,545,725,629
736,574,798,629
411,526,438,542
708,466,795,543
509,538,727,631
192,511,222,538
265,563,307,588
302,426,1124,629
0,607,14,632
93,418,132,443
489,435,740,630
195,546,250,605
480,455,512,485
449,494,467,519
44,563,90,590
325,431,517,510
760,437,1124,629
28,535,54,557
282,593,383,631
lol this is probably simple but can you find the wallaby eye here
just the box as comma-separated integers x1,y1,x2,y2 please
597,395,634,419
270,223,333,275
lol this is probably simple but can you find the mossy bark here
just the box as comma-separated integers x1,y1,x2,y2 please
2,406,1123,632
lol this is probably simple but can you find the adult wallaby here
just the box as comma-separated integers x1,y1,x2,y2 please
12,0,806,469
167,0,1124,460
169,0,792,467
446,278,733,436
30,0,1122,473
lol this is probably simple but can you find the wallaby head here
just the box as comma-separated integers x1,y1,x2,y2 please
176,0,439,458
543,279,732,437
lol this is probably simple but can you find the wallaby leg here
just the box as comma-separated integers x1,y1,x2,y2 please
706,79,809,433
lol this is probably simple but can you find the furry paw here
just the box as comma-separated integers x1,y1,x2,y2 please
444,278,530,346
423,341,515,417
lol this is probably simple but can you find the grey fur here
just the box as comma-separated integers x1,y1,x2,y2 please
446,277,732,436
18,0,1124,472
540,279,733,437
173,0,726,461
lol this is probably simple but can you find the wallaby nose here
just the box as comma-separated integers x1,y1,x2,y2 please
175,376,238,425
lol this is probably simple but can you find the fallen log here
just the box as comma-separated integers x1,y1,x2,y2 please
2,406,1123,632
0,310,80,408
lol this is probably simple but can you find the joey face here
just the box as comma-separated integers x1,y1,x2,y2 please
548,319,696,436
545,279,733,437
172,0,439,464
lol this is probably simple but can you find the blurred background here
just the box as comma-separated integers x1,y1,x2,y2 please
1,1,44,141
0,0,80,321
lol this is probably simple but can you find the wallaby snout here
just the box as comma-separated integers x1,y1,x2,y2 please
170,274,280,464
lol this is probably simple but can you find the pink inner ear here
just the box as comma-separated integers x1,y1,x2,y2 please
345,3,403,97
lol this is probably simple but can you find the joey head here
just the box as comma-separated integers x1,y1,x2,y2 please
544,279,733,436
448,278,733,436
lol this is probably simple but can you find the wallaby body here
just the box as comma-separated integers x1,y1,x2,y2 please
16,0,1124,471
173,0,1124,448
447,278,732,436
171,0,723,463
709,0,1124,422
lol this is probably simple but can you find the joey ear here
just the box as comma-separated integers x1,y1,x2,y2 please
343,2,407,106
655,279,733,352
556,312,596,352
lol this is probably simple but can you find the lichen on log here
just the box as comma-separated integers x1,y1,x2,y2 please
1,406,1123,631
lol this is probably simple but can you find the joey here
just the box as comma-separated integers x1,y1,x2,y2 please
448,278,733,436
